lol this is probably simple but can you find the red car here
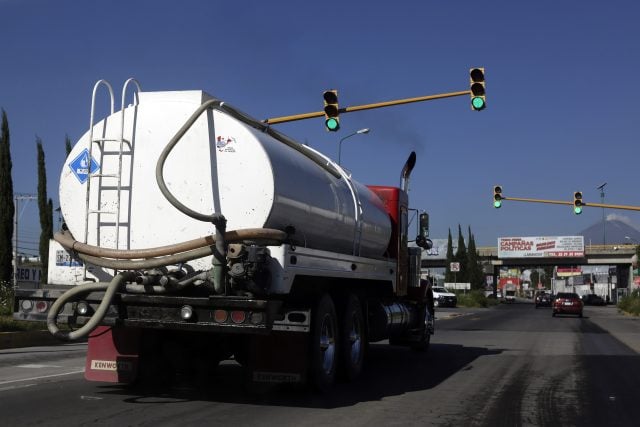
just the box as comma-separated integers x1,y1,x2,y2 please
552,292,583,317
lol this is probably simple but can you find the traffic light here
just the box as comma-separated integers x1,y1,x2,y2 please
469,67,486,111
573,191,583,215
493,185,503,208
323,89,340,131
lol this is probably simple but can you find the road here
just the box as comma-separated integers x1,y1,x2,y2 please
0,303,639,426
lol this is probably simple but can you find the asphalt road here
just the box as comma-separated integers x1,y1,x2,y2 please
0,303,638,426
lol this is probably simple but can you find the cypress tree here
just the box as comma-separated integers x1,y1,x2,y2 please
0,110,14,285
454,224,468,283
65,134,72,157
445,228,454,283
37,138,53,283
467,226,484,290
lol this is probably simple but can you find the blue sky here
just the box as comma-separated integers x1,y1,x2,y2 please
2,0,639,255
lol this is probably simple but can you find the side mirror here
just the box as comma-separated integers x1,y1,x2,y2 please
415,236,432,249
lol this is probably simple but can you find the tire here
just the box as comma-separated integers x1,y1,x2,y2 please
339,294,365,382
411,304,433,352
310,294,338,392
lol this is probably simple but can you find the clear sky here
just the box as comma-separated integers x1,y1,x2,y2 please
1,0,639,256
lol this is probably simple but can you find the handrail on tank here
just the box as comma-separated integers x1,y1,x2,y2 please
115,78,142,251
84,80,115,247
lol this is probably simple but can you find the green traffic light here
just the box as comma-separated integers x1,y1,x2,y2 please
574,206,582,215
472,97,485,110
325,117,340,131
494,200,502,208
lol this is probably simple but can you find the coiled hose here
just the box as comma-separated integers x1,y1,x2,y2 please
47,272,135,341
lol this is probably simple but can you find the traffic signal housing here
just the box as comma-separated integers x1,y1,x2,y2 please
323,89,340,131
573,191,583,215
470,67,486,111
493,185,503,208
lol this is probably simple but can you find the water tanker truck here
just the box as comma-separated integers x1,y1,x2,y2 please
13,79,435,390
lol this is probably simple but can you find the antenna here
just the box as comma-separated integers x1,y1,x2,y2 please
596,182,607,190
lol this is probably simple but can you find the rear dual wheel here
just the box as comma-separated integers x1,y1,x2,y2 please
339,294,365,382
310,293,366,391
310,294,339,391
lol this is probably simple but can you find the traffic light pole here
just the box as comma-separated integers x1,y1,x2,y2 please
263,90,471,125
501,196,640,212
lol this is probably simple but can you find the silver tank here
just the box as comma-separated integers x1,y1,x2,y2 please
59,90,392,263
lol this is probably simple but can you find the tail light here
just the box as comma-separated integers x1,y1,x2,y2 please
230,311,246,324
35,301,49,313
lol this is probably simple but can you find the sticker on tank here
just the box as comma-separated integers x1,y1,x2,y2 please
68,148,101,184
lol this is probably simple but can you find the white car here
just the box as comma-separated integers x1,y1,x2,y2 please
432,287,457,307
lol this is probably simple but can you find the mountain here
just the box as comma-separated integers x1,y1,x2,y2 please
579,214,640,245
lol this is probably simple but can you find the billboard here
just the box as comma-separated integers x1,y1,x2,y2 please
498,236,584,258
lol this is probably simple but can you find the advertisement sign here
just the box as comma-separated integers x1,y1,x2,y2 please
421,239,450,260
498,236,584,258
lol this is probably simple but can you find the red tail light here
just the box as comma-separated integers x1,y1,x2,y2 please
230,311,246,324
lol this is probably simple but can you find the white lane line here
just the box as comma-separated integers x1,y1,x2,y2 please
0,369,85,386
17,364,63,369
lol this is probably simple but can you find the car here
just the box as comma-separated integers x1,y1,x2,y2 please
504,289,516,303
582,294,606,306
552,292,583,317
432,286,457,308
534,291,552,308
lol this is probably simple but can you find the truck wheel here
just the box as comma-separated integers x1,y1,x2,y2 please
411,304,433,352
310,294,338,392
340,294,365,382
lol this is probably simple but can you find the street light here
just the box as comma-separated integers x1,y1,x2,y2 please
338,128,370,166
597,182,607,245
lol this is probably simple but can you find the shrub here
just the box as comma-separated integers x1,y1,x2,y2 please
456,290,498,308
0,280,13,316
618,290,640,317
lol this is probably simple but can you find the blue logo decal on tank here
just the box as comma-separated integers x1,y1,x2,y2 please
69,148,100,184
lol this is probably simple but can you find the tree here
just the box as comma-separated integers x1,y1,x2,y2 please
37,138,53,283
0,110,14,285
467,227,484,290
454,224,468,283
65,134,72,156
445,228,455,283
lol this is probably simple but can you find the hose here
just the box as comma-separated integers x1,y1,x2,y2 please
54,228,287,271
47,271,135,341
54,228,285,260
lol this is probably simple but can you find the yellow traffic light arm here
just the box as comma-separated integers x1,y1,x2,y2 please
263,89,471,125
502,196,640,212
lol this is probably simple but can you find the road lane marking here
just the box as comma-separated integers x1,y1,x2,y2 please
17,364,63,369
0,369,84,386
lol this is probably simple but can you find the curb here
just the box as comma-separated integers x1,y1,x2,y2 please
0,330,64,350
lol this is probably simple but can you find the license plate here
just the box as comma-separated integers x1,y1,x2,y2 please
563,302,572,306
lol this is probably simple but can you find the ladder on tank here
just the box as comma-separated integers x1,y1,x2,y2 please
82,78,141,278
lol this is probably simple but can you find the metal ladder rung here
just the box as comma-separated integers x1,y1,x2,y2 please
91,173,120,178
92,137,132,147
88,209,117,215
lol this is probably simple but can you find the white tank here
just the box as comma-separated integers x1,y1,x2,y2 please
59,90,392,271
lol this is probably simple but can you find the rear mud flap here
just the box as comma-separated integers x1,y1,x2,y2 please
248,332,308,384
85,326,141,383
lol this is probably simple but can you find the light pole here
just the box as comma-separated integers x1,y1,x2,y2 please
597,182,607,246
338,128,370,166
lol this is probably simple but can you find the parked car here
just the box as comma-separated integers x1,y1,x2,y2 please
552,292,583,317
582,294,606,306
534,291,552,308
432,287,457,308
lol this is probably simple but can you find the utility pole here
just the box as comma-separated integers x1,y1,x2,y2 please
597,183,607,246
13,194,36,290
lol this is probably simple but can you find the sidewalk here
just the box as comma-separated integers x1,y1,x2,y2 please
584,305,640,353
